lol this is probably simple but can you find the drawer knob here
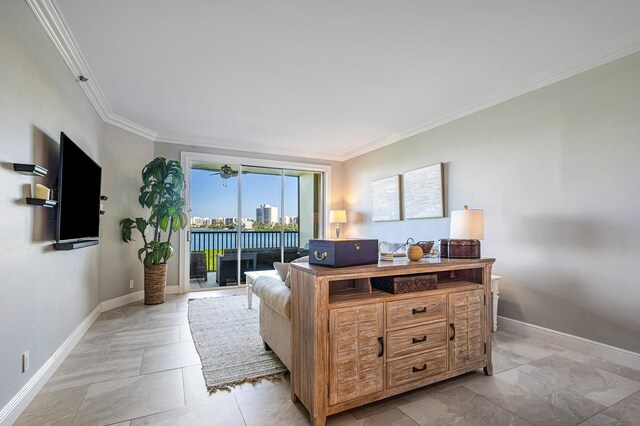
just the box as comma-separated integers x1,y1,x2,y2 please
313,251,328,261
412,307,427,315
412,364,427,372
377,337,384,357
412,336,427,344
354,243,361,250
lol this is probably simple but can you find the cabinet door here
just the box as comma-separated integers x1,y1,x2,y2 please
448,289,485,371
329,303,384,405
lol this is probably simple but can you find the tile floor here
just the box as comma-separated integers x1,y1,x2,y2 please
16,289,640,425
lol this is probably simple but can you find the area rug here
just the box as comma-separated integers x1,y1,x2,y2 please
188,295,287,392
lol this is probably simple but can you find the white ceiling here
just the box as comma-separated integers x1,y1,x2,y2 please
40,0,640,160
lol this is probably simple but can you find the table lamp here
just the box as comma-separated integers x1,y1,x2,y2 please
441,205,484,258
329,210,347,239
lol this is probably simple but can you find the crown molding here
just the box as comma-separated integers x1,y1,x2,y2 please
26,0,157,141
103,114,157,141
28,0,640,162
155,133,344,162
341,31,640,161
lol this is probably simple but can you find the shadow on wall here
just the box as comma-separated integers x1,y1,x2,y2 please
31,126,59,243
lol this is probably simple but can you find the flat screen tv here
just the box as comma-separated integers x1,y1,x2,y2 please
56,132,102,242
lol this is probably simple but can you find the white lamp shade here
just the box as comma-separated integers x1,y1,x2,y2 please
329,209,347,224
450,207,484,240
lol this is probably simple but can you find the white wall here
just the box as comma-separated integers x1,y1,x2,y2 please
0,0,103,410
99,124,154,301
154,142,344,287
343,52,640,353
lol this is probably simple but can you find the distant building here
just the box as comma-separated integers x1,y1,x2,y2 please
256,204,278,224
241,218,254,229
282,216,293,225
224,217,237,225
191,217,204,226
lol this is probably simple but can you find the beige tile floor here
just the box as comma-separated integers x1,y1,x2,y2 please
16,289,640,425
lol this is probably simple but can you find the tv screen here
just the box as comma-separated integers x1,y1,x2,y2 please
56,132,102,241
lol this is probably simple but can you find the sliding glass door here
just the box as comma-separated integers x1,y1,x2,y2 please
187,160,325,291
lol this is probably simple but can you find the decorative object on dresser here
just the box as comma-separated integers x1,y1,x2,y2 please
289,258,495,425
378,241,406,261
120,157,188,304
371,175,402,221
308,239,378,268
440,205,484,259
329,209,347,239
371,273,437,293
402,163,445,219
406,243,424,261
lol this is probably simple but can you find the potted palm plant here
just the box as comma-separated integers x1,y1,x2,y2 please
120,157,188,304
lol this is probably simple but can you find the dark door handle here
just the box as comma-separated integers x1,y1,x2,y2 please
378,337,384,357
412,364,427,372
412,336,427,344
412,307,427,314
449,323,456,341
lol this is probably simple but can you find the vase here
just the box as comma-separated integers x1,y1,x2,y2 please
407,246,424,261
144,263,167,305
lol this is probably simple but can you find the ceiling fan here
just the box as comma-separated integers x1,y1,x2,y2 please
209,164,239,179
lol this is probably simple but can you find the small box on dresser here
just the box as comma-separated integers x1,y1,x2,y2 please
371,274,437,294
308,239,378,267
439,238,481,259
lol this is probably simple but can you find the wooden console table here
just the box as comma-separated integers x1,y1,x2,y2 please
290,257,495,426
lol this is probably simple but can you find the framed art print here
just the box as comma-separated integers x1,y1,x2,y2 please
402,163,444,219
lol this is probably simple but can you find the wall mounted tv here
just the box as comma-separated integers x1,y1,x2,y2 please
54,132,102,250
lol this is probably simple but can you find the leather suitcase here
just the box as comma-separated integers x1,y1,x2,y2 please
309,239,378,268
439,238,481,259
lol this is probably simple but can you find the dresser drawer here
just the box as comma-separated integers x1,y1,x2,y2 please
386,348,447,389
386,295,446,329
386,321,447,359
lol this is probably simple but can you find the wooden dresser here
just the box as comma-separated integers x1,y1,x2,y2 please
289,257,495,426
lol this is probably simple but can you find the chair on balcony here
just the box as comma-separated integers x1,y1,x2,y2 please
216,251,258,285
190,251,207,281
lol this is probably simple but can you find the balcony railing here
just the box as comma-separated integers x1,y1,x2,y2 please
190,230,299,272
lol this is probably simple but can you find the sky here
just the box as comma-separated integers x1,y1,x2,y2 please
190,169,299,219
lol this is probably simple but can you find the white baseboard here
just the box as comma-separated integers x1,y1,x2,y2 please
498,316,640,371
0,305,101,426
100,291,144,311
165,285,180,295
1,286,187,424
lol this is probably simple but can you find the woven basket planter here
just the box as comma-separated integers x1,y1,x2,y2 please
144,263,167,305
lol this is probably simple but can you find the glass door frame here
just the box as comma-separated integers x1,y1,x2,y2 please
179,151,332,294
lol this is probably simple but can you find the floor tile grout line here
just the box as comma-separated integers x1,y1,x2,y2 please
461,385,536,426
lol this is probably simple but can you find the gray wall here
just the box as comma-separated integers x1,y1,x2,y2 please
0,0,103,409
344,52,640,352
155,142,344,287
99,124,154,301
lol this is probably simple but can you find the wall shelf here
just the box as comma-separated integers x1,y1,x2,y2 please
13,163,48,177
26,198,57,208
54,240,99,251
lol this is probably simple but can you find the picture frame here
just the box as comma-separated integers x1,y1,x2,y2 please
371,175,402,221
402,163,444,219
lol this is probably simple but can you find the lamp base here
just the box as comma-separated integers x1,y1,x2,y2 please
335,226,341,239
439,239,481,259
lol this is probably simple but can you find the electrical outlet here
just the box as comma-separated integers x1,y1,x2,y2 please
129,280,134,289
22,351,30,373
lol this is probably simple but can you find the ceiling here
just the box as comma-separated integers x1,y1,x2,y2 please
35,0,640,161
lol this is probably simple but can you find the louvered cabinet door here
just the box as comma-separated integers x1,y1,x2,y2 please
448,289,485,371
329,303,384,405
